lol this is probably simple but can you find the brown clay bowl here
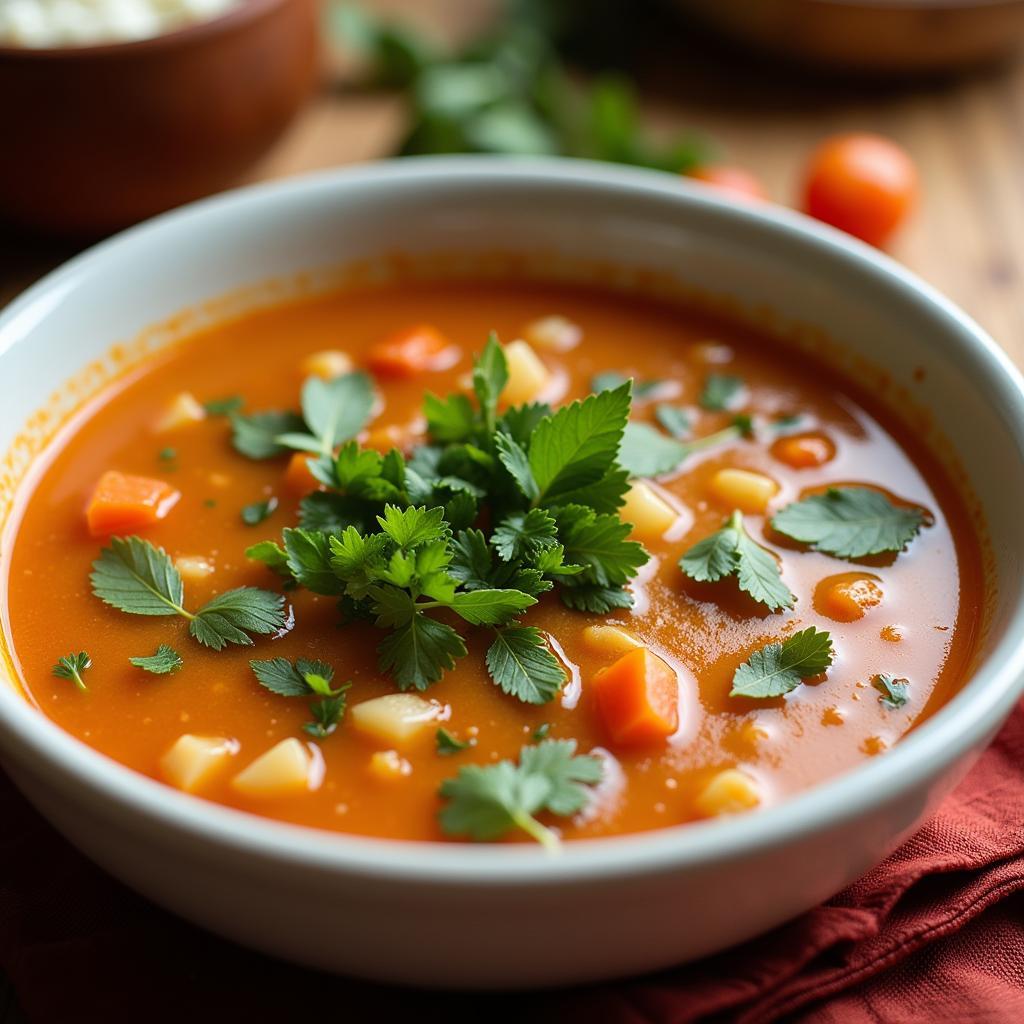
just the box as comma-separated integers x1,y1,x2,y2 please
676,0,1024,74
0,0,319,236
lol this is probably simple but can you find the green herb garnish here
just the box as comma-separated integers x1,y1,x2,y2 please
731,627,834,699
532,722,551,741
250,657,351,739
203,395,244,416
772,487,925,559
591,372,666,400
873,673,909,709
252,337,648,703
700,373,745,412
241,497,278,526
436,727,471,755
680,510,794,611
158,447,177,463
129,644,183,675
618,414,754,478
654,405,691,439
52,652,91,691
90,536,286,651
438,739,603,851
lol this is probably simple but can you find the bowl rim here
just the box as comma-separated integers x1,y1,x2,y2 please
2,154,1024,885
0,0,289,60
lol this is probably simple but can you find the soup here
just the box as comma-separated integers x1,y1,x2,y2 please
1,277,985,847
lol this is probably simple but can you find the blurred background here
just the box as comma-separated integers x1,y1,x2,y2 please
2,0,1024,375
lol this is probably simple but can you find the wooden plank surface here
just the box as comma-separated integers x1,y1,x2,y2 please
3,4,1024,1019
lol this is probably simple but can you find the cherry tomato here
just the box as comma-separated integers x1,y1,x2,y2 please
803,133,917,247
688,165,768,202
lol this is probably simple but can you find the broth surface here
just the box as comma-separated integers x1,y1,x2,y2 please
2,279,984,841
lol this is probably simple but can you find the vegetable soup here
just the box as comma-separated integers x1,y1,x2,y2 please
1,277,985,847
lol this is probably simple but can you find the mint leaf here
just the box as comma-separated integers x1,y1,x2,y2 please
486,625,565,704
230,410,305,460
680,510,794,611
439,739,602,849
772,487,925,559
700,373,744,412
450,589,537,626
90,537,186,617
52,651,91,691
529,384,630,504
378,612,467,690
189,588,287,651
129,644,182,675
873,673,909,709
731,627,833,699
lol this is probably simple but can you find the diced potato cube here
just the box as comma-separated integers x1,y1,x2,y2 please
350,693,443,747
301,349,354,380
161,734,237,793
368,749,413,780
695,768,761,817
816,574,884,622
175,555,215,580
522,314,582,353
231,738,318,798
582,624,643,658
621,481,678,540
501,340,552,405
708,468,779,514
154,391,206,432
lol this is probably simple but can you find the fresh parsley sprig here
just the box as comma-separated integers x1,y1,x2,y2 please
438,739,603,851
90,536,287,651
680,510,794,612
731,627,834,699
52,652,91,691
772,487,925,559
129,644,183,675
250,657,351,738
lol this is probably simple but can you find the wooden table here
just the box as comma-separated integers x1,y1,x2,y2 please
3,2,1024,1018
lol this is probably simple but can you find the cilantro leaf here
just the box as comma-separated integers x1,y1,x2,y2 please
230,410,305,460
241,497,278,526
90,537,187,617
378,612,467,691
438,739,602,849
700,373,744,412
772,487,925,559
129,644,182,675
529,383,630,505
486,625,565,704
873,673,909,709
680,510,794,611
189,588,287,651
52,651,91,691
731,627,834,699
436,727,471,755
450,589,537,626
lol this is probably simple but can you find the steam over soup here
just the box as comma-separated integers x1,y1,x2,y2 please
2,278,985,847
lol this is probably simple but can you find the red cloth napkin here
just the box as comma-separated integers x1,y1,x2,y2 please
2,702,1023,1024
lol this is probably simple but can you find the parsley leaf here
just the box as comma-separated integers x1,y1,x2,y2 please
731,627,834,699
473,333,508,434
129,644,182,675
680,510,794,611
439,739,602,849
591,372,666,400
436,727,471,755
700,373,745,412
486,625,566,704
189,588,287,651
449,589,537,625
655,404,691,439
276,372,376,457
618,415,755,477
251,658,350,738
378,613,467,691
241,497,278,526
873,673,909,709
230,410,306,460
772,487,925,559
245,539,291,579
52,651,91,691
304,694,348,739
556,504,648,590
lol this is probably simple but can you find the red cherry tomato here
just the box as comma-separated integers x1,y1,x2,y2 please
803,133,917,247
688,165,768,202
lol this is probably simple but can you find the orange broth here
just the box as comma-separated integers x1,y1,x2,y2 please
1,278,985,841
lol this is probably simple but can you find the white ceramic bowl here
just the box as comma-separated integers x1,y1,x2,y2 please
2,158,1024,989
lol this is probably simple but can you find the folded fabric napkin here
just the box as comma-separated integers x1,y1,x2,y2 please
2,701,1023,1024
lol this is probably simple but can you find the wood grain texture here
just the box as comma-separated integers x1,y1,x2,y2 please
1,1,1024,1015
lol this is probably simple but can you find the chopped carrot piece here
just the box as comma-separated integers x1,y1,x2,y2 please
86,470,180,537
592,647,679,747
366,324,460,378
815,573,883,622
283,452,321,495
772,433,835,469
